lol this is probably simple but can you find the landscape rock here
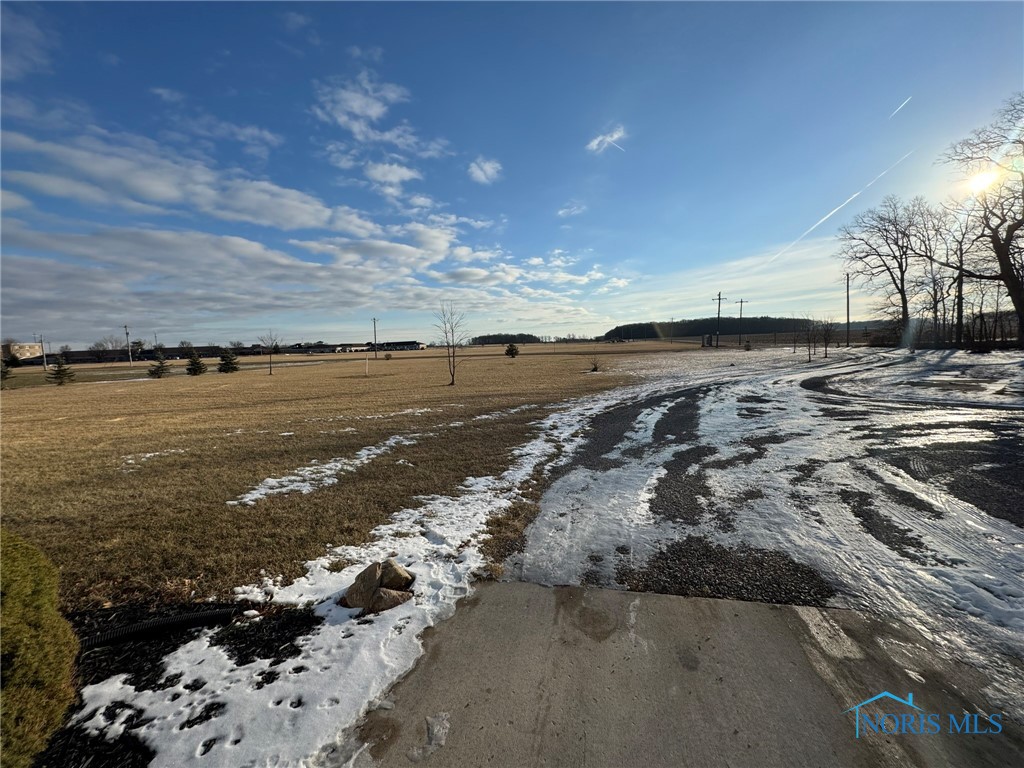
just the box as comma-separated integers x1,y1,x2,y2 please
340,562,382,610
380,559,415,591
368,588,414,614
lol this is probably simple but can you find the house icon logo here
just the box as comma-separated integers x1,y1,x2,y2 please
843,691,922,739
842,690,1004,738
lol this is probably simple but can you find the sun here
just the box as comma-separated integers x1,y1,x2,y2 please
968,169,999,195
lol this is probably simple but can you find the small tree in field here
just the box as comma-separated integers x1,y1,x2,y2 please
148,350,171,378
185,348,207,376
45,356,75,386
433,302,469,386
819,317,838,358
1,359,11,386
217,347,240,373
505,343,520,358
257,331,281,375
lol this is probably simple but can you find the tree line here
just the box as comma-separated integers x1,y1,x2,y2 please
469,333,543,345
602,316,811,341
838,94,1022,347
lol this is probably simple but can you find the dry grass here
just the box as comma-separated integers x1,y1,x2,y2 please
1,344,697,611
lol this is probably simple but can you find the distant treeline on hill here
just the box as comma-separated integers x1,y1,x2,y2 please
603,316,815,340
470,333,543,345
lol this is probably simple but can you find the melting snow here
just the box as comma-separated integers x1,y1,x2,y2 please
120,449,186,472
227,434,421,506
74,347,1024,764
78,397,611,765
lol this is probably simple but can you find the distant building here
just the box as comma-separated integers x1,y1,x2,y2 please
2,342,44,361
367,341,426,351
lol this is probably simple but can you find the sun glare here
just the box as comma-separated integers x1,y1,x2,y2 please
968,169,999,194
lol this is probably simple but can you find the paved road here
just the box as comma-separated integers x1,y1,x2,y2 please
355,582,1022,768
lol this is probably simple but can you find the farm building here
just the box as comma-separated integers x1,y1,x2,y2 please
367,341,427,351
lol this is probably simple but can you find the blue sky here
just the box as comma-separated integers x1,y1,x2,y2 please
2,2,1021,348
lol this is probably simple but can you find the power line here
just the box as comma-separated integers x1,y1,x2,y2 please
735,299,749,345
713,292,727,348
846,273,851,347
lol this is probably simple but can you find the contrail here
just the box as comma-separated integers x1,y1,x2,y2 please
766,150,914,264
608,140,626,152
888,96,912,120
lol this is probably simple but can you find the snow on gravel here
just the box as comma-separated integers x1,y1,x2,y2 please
514,346,1024,712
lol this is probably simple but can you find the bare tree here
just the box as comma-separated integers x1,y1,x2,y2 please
943,93,1024,346
257,330,282,375
89,335,123,362
819,317,838,358
837,196,921,339
433,302,469,386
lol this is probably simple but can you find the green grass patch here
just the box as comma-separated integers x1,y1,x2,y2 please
1,529,80,768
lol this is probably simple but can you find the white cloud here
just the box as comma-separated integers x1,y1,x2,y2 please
1,94,95,131
468,156,502,185
313,69,446,155
547,251,577,268
3,129,378,235
433,263,522,286
557,202,587,217
325,141,360,170
406,194,436,210
594,277,631,295
3,170,166,214
451,245,501,263
290,237,432,271
313,70,409,134
427,212,493,230
150,87,186,103
1,5,57,81
586,125,627,154
347,46,384,62
282,12,311,32
1,217,612,346
1,190,32,210
399,222,457,259
524,257,545,267
175,112,284,159
364,162,421,185
364,161,422,197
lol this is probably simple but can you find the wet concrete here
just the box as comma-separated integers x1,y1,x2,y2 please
355,582,1023,768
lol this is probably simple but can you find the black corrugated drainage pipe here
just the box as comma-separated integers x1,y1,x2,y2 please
80,606,241,650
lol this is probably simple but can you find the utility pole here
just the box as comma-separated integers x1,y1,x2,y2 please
713,292,726,348
35,333,48,369
372,318,379,360
735,299,748,345
846,272,851,347
124,324,133,367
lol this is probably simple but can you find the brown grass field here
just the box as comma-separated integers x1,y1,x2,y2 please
1,342,698,611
